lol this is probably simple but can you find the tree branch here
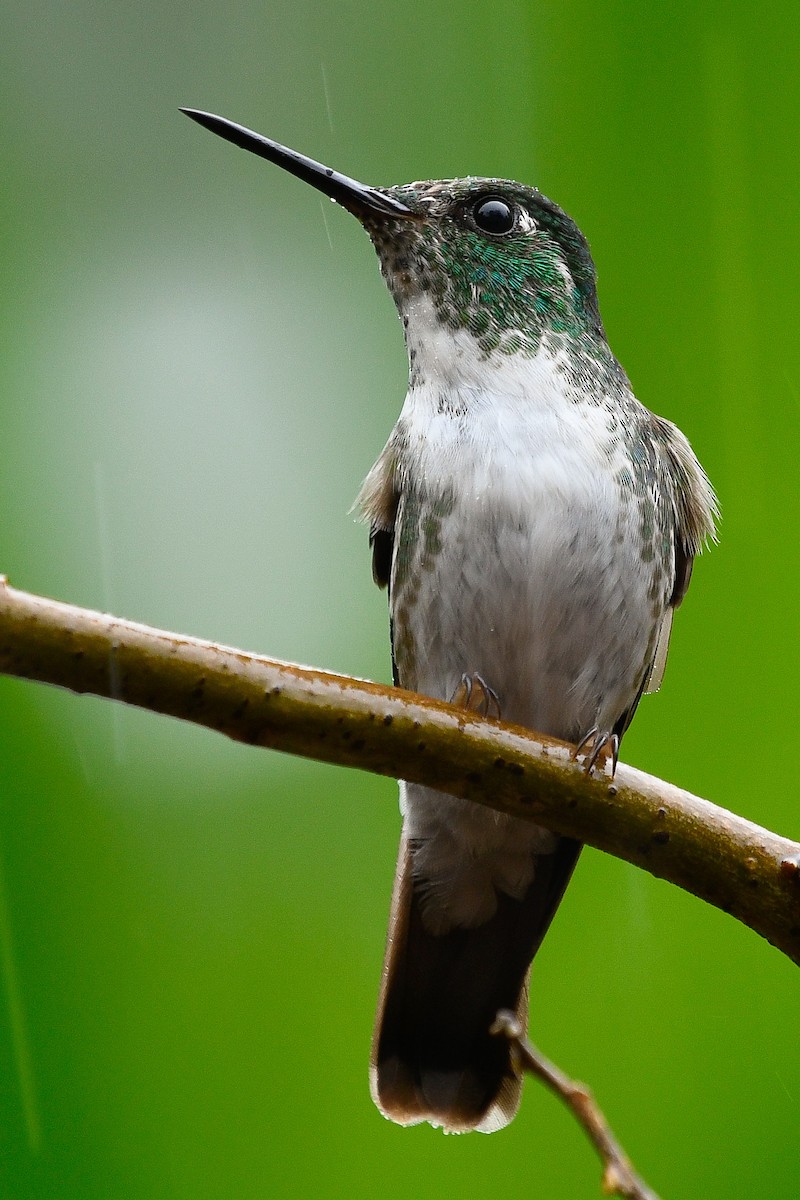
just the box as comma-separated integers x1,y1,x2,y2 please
491,1010,660,1200
1,576,799,964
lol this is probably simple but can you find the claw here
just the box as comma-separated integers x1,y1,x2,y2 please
573,728,619,778
450,674,472,709
573,726,599,758
450,672,501,719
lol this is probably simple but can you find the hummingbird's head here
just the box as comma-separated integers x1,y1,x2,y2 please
181,110,604,361
364,178,604,358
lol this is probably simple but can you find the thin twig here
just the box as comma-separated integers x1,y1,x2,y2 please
491,1011,660,1200
1,577,799,963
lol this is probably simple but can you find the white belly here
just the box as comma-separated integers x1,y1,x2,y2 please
391,384,666,738
383,341,671,932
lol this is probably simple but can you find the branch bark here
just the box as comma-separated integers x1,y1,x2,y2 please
1,576,799,964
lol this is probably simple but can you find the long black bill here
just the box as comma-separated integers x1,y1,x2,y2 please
180,109,413,220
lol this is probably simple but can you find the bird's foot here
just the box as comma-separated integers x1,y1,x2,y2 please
450,673,501,719
573,727,619,778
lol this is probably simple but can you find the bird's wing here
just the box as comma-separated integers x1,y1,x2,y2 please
644,418,718,695
369,525,394,590
355,439,400,679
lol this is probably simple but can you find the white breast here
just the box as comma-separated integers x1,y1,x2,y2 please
383,299,669,931
394,323,662,739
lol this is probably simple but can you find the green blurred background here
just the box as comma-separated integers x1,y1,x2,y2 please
1,2,799,1196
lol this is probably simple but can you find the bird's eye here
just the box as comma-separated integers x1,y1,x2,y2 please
473,197,516,235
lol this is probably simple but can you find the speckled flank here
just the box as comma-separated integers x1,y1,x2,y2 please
391,487,455,690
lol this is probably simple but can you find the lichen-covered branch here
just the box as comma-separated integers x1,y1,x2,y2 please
1,576,799,964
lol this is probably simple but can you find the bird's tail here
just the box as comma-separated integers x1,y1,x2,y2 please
370,832,581,1133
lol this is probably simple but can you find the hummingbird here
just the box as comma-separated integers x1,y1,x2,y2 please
182,109,717,1134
